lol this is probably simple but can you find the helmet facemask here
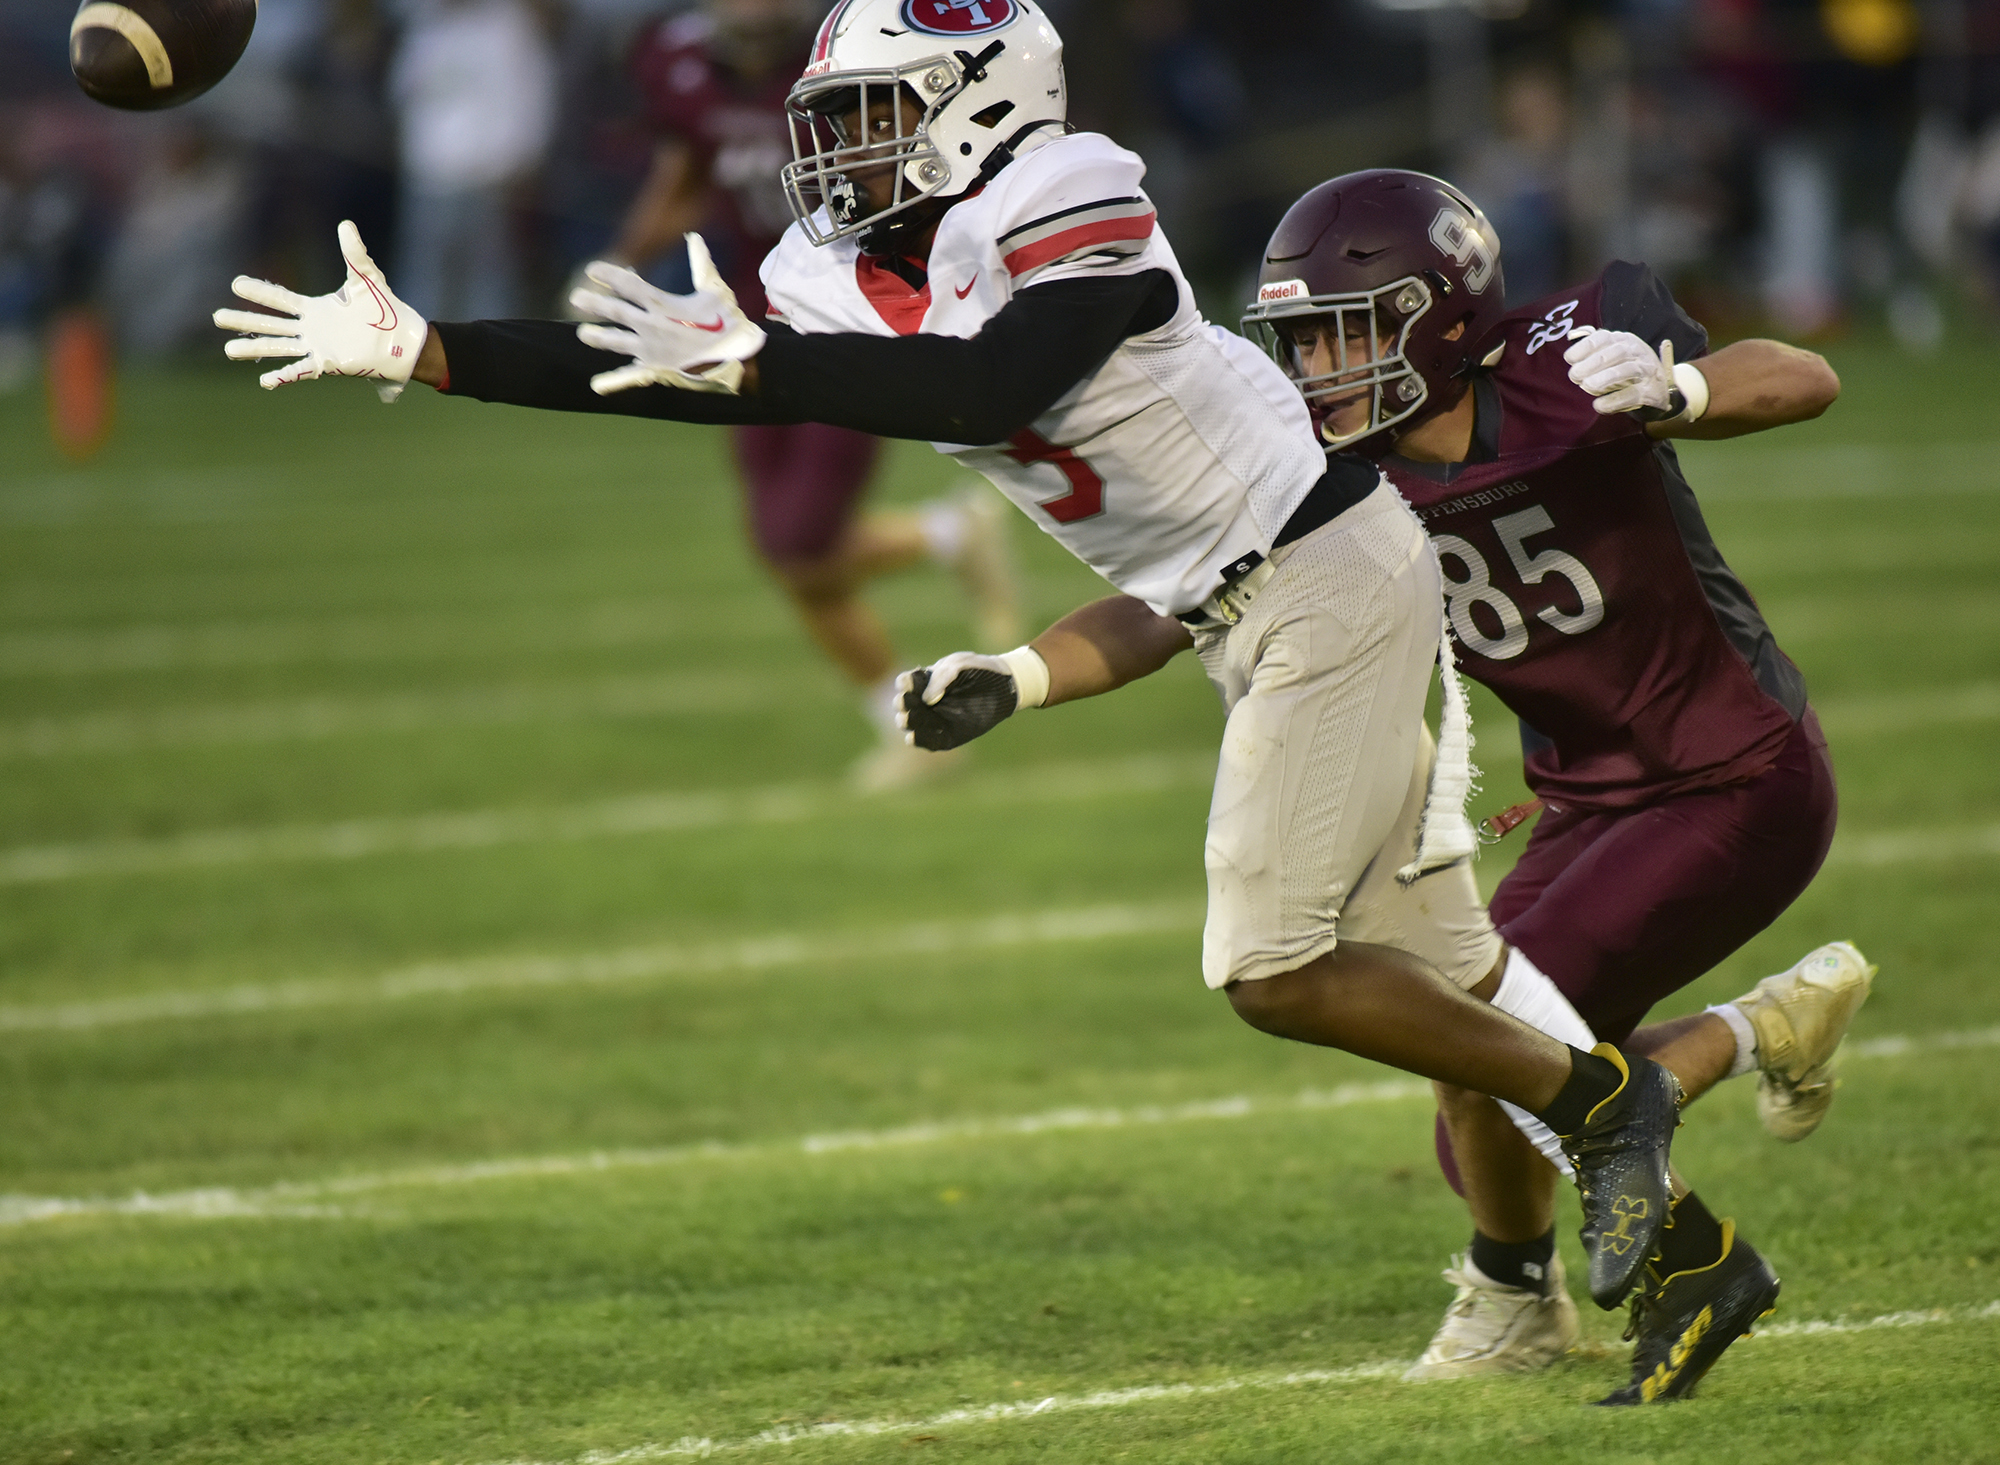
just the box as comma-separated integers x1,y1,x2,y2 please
783,64,964,245
1243,275,1435,450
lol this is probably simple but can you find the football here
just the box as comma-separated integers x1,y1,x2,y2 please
69,0,256,111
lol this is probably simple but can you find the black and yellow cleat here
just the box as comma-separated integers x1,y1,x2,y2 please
1559,1044,1682,1309
1597,1218,1781,1405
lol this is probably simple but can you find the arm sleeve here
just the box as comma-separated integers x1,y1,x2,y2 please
1598,260,1709,362
435,268,1179,443
434,319,796,425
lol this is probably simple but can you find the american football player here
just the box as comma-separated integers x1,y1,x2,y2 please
1242,169,1867,1403
603,0,1020,791
214,0,1694,1335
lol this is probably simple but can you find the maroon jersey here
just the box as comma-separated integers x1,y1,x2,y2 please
1379,263,1807,811
631,11,803,319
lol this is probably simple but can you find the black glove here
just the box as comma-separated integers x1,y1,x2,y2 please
896,654,1022,751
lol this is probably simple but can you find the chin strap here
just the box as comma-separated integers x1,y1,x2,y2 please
972,117,1066,190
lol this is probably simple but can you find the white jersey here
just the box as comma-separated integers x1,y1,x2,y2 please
759,132,1326,617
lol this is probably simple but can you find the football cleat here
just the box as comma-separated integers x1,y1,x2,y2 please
1732,941,1876,1143
1558,1045,1683,1309
1404,1252,1579,1380
1597,1218,1780,1405
946,485,1022,653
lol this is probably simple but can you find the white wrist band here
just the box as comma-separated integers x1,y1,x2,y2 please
1672,361,1710,423
999,645,1051,708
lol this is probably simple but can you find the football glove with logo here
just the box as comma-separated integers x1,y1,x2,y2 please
897,646,1050,751
213,221,427,401
1562,328,1710,423
568,233,766,396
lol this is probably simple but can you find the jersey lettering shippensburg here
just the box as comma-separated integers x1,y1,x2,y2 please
632,11,799,318
760,132,1326,616
1381,263,1808,811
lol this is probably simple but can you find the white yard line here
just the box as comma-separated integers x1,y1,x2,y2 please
4,1024,1995,1230
0,644,1990,759
0,672,829,759
1,673,1994,882
0,1079,1425,1227
0,753,1214,886
0,899,1209,1035
1689,442,2000,500
484,1299,2000,1463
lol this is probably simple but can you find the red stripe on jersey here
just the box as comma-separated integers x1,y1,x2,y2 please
855,254,932,335
1002,212,1156,277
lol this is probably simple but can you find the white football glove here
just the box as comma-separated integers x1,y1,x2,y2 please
896,647,1050,751
213,221,427,402
1563,328,1708,422
568,233,765,396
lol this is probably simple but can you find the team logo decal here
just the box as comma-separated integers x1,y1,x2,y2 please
1428,206,1497,294
901,0,1017,36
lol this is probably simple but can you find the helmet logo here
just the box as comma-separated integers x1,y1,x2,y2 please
901,0,1017,36
1258,278,1309,303
1428,206,1496,294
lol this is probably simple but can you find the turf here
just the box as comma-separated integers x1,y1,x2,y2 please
1,336,1998,1464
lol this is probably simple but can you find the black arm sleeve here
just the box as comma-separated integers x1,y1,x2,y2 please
1598,260,1709,362
435,268,1180,444
434,319,790,425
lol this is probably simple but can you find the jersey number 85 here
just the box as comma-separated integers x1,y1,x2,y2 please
1433,505,1604,661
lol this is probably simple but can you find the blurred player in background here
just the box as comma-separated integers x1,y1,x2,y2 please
1244,169,1871,1402
605,0,1019,791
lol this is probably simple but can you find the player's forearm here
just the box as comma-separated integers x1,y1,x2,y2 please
1031,595,1193,707
1650,339,1839,440
425,319,793,424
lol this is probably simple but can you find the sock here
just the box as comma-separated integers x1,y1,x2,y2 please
1650,1190,1728,1278
1530,1045,1624,1136
1470,1228,1557,1294
917,498,968,564
863,674,902,744
1706,1001,1759,1079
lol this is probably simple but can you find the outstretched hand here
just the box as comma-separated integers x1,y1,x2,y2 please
568,233,766,396
213,221,428,401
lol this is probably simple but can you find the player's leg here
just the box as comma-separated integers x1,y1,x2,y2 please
1501,712,1851,1125
735,424,1019,789
1344,757,1581,1375
1198,492,1679,1309
1462,718,1839,1397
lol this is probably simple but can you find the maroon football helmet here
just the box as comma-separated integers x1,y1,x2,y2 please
1242,169,1506,451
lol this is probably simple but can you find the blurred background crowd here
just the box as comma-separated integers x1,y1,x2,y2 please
6,0,2000,383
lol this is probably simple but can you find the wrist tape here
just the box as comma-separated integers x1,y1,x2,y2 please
1671,361,1710,423
998,645,1050,708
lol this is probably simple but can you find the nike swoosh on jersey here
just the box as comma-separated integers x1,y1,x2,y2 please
954,274,979,299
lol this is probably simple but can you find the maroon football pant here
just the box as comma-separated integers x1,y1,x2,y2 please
1436,709,1837,1192
730,423,882,565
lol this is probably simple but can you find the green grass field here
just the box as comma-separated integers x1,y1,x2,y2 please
2,339,1998,1464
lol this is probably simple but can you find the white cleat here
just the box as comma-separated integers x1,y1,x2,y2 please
1403,1253,1580,1380
1732,940,1877,1143
948,484,1021,652
848,739,964,795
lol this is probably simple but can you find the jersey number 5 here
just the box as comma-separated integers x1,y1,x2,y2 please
1432,505,1605,660
1005,428,1105,523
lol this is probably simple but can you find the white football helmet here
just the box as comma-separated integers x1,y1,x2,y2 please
781,0,1067,246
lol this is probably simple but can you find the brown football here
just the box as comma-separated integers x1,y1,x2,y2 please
70,0,257,111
